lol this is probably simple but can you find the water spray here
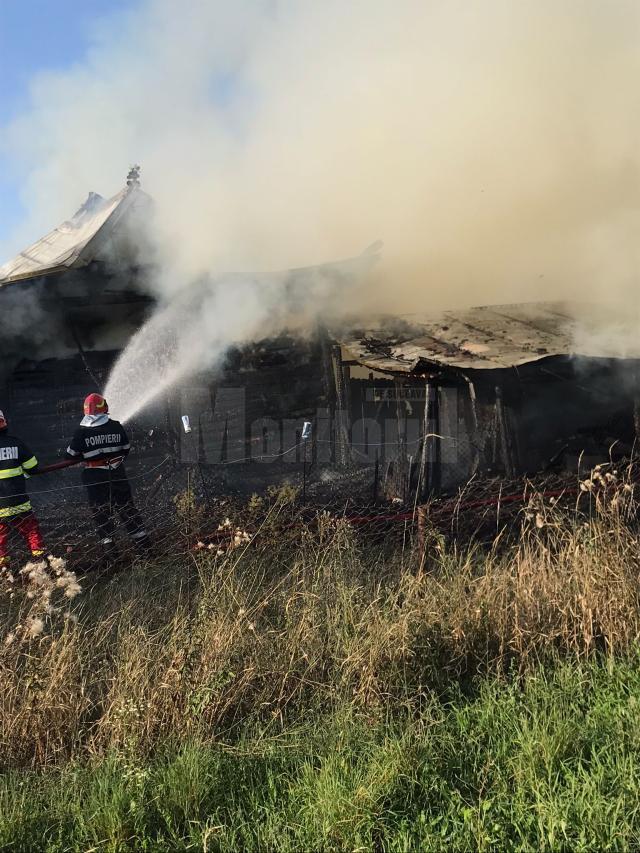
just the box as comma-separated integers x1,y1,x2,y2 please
104,244,381,424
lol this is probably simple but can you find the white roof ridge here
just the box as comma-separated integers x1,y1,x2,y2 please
0,184,147,286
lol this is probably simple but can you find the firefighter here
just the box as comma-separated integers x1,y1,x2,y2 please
65,394,150,556
0,409,46,571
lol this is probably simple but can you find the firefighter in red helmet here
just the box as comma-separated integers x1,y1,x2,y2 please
0,408,47,571
65,394,150,557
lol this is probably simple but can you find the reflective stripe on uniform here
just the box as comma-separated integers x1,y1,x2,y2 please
0,466,23,479
22,456,38,470
0,501,32,519
83,445,129,459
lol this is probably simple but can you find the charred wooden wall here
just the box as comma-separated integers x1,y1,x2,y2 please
340,355,640,499
174,335,330,491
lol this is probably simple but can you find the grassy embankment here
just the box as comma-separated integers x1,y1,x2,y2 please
1,478,640,850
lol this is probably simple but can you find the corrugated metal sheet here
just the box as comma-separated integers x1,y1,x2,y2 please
337,302,640,372
0,186,148,286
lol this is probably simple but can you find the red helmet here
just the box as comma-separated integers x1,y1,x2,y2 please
0,409,6,430
83,394,108,416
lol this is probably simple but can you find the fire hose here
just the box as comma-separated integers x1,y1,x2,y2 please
30,458,117,476
35,459,84,475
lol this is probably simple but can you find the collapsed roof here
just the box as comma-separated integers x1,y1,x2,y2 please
337,301,640,373
0,180,151,287
2,172,636,377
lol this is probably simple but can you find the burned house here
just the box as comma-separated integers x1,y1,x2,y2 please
333,304,640,500
168,301,640,503
2,173,639,506
0,169,160,475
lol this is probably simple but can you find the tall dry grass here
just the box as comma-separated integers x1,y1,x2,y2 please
1,474,639,770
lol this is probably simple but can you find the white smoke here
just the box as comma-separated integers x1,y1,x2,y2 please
104,249,378,421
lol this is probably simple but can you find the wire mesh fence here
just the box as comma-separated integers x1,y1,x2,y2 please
2,446,638,578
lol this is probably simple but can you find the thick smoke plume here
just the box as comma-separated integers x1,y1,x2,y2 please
4,0,640,306
2,0,640,414
104,251,378,421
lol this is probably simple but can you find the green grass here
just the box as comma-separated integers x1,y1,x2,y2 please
2,655,640,852
3,488,640,850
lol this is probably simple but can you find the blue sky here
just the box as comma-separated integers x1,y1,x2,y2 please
0,0,138,248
